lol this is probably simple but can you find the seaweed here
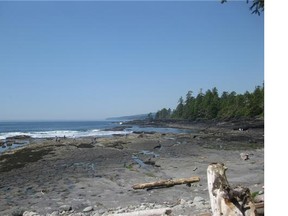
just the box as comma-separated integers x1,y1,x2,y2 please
0,147,53,173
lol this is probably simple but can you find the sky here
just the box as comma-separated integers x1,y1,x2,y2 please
0,1,264,121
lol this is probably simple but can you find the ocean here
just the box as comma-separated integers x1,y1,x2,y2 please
0,121,128,140
0,120,190,140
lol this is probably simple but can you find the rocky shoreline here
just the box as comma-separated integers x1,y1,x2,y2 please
0,119,264,216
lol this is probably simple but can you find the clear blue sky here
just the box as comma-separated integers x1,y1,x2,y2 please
0,1,264,121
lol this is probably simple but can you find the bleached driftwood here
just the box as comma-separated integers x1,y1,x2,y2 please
197,202,264,216
132,176,200,190
207,163,257,216
109,208,172,216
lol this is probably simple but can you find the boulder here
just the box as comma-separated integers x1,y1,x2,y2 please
7,135,31,140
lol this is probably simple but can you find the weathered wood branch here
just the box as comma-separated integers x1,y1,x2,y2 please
132,176,200,190
207,163,257,216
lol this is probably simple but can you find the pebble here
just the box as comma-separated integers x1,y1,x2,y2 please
180,199,186,205
83,206,93,212
48,212,59,216
23,211,40,216
240,152,249,160
18,199,212,216
193,196,205,203
98,209,106,214
172,205,185,212
59,204,72,212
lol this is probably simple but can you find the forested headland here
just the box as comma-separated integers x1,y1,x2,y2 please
153,85,264,121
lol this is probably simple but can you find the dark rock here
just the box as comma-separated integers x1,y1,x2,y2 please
133,131,155,135
112,134,125,137
6,141,13,146
7,135,31,140
77,143,94,148
143,159,160,167
106,142,124,149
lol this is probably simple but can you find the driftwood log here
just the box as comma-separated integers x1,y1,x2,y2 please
132,176,200,190
207,163,257,216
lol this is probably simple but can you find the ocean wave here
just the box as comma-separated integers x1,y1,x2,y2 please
0,129,132,140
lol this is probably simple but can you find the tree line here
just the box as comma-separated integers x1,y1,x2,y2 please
154,85,264,121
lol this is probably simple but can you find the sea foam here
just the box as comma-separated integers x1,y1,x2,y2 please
0,129,131,140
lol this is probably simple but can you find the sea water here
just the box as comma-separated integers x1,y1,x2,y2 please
0,121,129,140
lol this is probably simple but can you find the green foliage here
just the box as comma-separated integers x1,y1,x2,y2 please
155,85,264,121
249,0,264,15
147,112,154,120
171,97,184,119
221,0,264,15
155,108,171,119
251,191,260,200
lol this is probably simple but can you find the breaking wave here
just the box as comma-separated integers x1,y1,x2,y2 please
0,129,131,140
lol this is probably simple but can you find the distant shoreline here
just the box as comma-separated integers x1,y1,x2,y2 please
122,117,264,131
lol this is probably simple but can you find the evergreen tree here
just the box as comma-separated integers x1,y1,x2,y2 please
172,97,184,119
183,91,195,119
155,85,264,121
247,85,264,117
155,108,171,119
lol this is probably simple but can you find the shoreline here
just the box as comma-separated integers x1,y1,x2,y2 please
0,120,264,215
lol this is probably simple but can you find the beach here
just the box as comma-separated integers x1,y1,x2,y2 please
0,119,264,216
